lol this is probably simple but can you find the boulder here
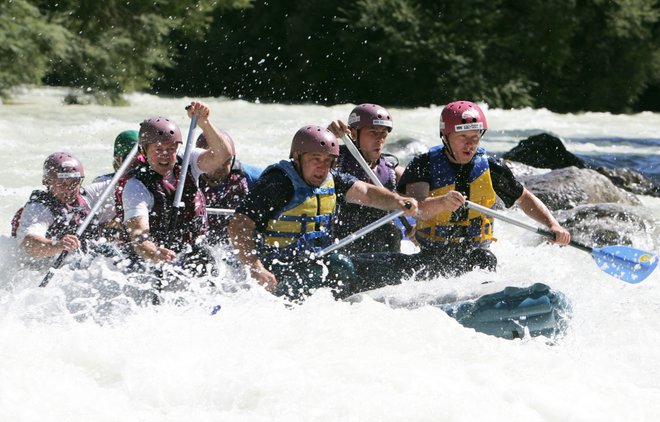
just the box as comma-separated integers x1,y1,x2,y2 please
503,159,550,178
502,133,585,169
519,166,641,210
556,203,659,249
594,167,660,198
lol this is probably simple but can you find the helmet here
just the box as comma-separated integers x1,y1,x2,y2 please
113,130,139,161
290,125,339,158
347,103,393,132
42,152,84,185
138,117,182,149
196,130,236,156
439,101,487,138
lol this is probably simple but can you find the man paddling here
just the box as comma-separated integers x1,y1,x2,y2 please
328,103,407,254
117,101,233,275
196,131,261,245
12,152,110,259
91,130,140,240
399,100,570,275
228,125,417,300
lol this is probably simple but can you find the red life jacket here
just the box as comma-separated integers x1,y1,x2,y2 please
199,165,249,244
115,158,208,252
11,190,91,239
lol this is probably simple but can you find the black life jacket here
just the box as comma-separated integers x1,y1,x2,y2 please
333,147,401,251
115,158,208,252
11,189,92,240
199,160,250,244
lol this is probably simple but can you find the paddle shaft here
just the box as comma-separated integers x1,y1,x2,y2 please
316,210,405,258
40,143,141,287
167,114,198,245
207,208,235,215
341,135,413,233
468,201,659,283
465,201,592,253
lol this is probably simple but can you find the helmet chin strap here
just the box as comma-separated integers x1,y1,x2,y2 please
355,129,378,167
355,129,363,152
293,153,303,175
441,134,458,162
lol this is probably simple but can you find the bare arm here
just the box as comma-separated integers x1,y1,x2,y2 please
228,213,277,291
516,188,570,245
125,216,177,263
187,101,233,175
394,165,405,184
405,181,464,220
345,180,418,216
20,233,80,258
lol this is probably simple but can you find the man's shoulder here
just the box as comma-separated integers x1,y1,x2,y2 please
122,177,151,199
92,173,113,184
487,155,516,176
330,168,357,184
259,165,289,183
21,199,50,215
406,151,431,169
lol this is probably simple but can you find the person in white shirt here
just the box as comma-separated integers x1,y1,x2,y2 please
117,101,234,269
12,152,111,258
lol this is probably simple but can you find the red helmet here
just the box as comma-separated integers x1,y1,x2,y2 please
348,103,393,132
290,125,339,158
139,117,182,149
196,130,236,156
439,101,487,138
42,152,84,185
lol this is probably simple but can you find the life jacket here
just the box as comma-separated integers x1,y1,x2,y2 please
336,146,397,189
115,157,208,252
200,160,250,243
11,189,92,240
261,160,336,260
334,148,401,248
416,145,497,247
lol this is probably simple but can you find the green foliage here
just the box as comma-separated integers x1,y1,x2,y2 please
0,0,71,98
1,0,658,111
38,0,233,103
2,0,246,103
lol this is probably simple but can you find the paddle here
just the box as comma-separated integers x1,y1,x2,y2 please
341,134,414,234
315,210,405,258
167,112,198,246
40,143,141,287
206,207,235,215
465,200,658,283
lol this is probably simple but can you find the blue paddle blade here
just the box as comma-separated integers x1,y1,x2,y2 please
592,246,658,283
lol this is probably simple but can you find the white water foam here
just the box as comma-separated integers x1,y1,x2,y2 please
1,88,659,421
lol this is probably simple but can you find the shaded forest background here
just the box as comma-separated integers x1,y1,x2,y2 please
1,0,659,112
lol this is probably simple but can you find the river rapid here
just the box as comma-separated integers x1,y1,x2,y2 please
1,88,659,421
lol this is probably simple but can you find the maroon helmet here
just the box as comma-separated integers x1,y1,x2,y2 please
42,152,84,185
439,101,487,138
196,130,236,156
290,125,339,158
139,117,182,149
348,103,393,132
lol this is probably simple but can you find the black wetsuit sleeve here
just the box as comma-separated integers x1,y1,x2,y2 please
489,157,524,208
396,153,431,193
235,169,293,231
331,169,358,203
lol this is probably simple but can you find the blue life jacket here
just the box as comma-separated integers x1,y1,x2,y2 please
260,160,336,262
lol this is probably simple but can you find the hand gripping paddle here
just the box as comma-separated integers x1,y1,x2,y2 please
465,201,657,283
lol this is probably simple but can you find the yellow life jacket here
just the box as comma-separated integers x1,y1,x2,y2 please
263,160,336,251
416,146,497,247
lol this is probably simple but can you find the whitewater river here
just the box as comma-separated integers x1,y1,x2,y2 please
1,88,659,421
